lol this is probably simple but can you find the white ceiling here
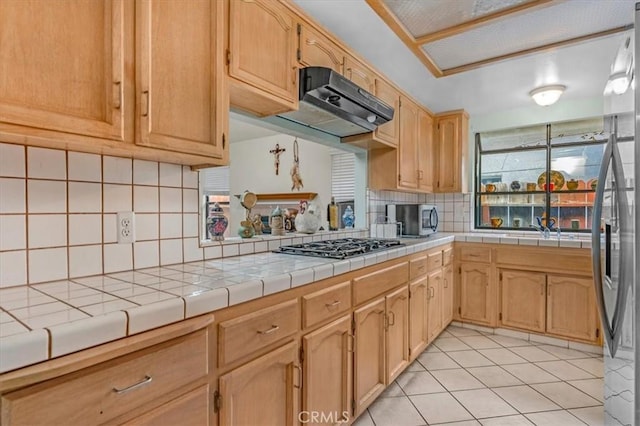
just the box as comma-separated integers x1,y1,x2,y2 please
291,0,634,117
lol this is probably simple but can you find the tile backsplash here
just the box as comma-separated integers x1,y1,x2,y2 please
0,143,201,287
366,189,473,232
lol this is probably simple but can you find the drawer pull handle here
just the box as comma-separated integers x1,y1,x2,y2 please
325,300,341,309
113,375,153,394
257,325,280,335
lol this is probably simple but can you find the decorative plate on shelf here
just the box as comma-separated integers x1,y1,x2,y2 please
537,170,565,191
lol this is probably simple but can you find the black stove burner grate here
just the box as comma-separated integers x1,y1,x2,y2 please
273,238,404,259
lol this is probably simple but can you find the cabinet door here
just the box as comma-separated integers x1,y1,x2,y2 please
409,277,428,361
427,270,443,342
229,0,297,104
442,264,454,327
353,298,385,416
546,275,599,342
385,286,409,384
302,315,351,426
398,96,419,189
500,270,546,333
0,0,132,142
219,341,299,426
344,56,375,93
435,112,468,193
459,263,493,325
418,109,434,192
373,79,400,147
123,385,209,426
137,0,226,159
298,25,343,73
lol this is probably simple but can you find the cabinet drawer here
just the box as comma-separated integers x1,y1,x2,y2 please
302,281,351,329
409,256,428,280
353,262,408,305
460,246,491,263
218,299,299,366
428,251,443,270
1,330,208,426
443,247,453,266
123,385,210,426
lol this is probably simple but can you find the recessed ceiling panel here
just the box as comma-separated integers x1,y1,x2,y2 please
421,0,633,70
384,0,535,37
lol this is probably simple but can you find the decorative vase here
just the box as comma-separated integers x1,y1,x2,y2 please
206,202,228,241
566,179,579,190
237,220,255,238
342,205,355,229
510,181,521,191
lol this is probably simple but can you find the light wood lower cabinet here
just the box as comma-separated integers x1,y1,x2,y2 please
546,275,599,342
301,315,352,426
218,341,300,426
385,286,409,384
427,269,443,343
353,297,386,416
442,264,454,327
499,269,546,333
459,263,494,326
408,276,428,361
1,326,210,426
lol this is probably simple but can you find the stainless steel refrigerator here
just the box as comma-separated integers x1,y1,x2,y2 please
595,15,638,424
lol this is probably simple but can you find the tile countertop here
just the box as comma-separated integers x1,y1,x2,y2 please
0,231,592,374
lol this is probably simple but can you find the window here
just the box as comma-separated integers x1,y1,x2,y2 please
331,151,355,202
475,118,607,232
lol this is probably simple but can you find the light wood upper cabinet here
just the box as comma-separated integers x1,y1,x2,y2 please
398,96,419,190
218,341,300,426
353,297,386,417
228,0,298,116
373,78,400,147
418,109,435,192
0,0,133,143
434,110,469,193
459,263,494,326
344,56,375,93
298,24,344,73
427,269,443,343
302,315,351,426
136,0,226,159
442,264,454,327
546,275,599,342
499,269,546,333
408,277,428,361
385,286,409,384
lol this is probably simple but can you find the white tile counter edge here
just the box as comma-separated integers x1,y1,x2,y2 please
0,231,593,373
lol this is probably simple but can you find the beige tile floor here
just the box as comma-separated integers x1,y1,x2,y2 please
353,325,604,426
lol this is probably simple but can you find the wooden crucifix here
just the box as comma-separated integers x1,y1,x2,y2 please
269,143,286,175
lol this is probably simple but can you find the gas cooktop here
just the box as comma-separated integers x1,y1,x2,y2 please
273,238,404,259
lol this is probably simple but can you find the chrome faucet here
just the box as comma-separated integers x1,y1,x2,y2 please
556,226,561,240
531,224,551,239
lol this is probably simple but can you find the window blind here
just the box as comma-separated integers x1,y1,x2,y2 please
331,152,355,202
200,166,229,194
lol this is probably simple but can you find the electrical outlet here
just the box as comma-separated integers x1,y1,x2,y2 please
117,211,135,244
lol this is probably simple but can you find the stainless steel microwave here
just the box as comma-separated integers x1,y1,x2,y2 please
385,204,438,237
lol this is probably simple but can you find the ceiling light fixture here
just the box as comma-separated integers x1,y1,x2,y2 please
529,85,566,106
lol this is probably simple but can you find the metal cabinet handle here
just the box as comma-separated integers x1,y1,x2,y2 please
325,300,341,309
257,325,280,335
443,278,448,288
113,81,122,109
293,364,302,389
388,311,395,326
113,375,153,394
141,90,149,117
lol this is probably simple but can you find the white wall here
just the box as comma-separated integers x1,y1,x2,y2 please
229,135,333,232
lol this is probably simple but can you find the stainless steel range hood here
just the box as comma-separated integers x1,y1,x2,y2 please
274,67,394,138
